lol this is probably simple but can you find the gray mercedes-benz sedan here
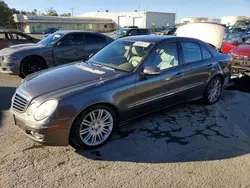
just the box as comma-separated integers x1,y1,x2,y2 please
10,35,232,149
0,31,113,78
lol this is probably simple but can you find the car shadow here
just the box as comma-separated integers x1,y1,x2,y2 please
75,92,250,163
0,87,16,127
226,75,250,93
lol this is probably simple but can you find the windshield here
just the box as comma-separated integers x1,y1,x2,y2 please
38,33,64,46
116,29,128,36
228,27,247,34
89,40,153,71
234,20,250,27
225,34,243,43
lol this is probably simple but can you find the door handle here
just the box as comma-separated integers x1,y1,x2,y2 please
207,64,214,69
175,72,184,78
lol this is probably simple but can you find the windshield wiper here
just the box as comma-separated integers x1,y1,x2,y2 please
91,62,115,71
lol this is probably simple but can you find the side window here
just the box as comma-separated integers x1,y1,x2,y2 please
85,34,106,44
145,42,179,71
146,30,151,35
201,46,212,60
140,29,147,35
12,33,29,41
128,29,138,36
62,33,84,45
180,42,202,63
0,33,9,40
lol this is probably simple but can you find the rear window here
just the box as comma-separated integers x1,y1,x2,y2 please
201,46,212,60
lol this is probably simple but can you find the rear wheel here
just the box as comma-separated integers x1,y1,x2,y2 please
19,57,47,78
203,76,223,104
70,105,118,149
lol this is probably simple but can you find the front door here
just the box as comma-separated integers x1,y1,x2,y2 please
130,42,186,115
53,33,86,66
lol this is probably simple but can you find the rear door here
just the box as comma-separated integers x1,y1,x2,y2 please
83,33,109,58
179,41,215,100
52,33,86,65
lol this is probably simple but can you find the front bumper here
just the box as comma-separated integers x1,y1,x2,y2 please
11,109,73,146
0,60,19,74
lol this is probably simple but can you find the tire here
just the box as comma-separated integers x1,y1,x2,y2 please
70,105,118,149
19,57,47,78
203,76,223,104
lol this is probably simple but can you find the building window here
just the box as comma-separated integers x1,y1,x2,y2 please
104,25,107,28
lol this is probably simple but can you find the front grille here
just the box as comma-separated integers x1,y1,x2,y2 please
12,93,29,112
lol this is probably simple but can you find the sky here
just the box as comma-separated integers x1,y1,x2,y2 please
4,0,250,22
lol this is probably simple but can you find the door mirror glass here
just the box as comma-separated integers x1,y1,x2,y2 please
57,41,64,46
143,66,160,75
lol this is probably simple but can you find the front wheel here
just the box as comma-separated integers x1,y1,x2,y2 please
70,105,118,149
203,76,223,104
19,57,47,78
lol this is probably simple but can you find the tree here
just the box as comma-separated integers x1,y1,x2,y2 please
31,9,38,15
45,7,58,16
60,13,71,17
0,1,14,27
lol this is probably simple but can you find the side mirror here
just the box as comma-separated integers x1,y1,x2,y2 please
57,41,64,46
143,66,161,75
232,41,239,46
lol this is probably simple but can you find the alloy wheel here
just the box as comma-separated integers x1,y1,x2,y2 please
207,78,222,103
79,109,114,146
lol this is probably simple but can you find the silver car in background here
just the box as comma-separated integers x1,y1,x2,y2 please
0,31,113,78
10,35,232,149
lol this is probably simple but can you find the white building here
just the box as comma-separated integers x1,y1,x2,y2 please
221,16,250,26
80,11,176,30
13,14,114,33
181,17,221,24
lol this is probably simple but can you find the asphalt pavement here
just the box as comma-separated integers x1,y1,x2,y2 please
1,73,250,188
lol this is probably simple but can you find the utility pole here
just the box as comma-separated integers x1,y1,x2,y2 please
71,8,74,16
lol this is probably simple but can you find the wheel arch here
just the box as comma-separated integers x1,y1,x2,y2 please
204,73,224,95
68,102,120,139
18,55,48,74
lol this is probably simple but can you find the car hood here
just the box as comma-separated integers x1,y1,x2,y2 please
232,44,250,56
19,62,125,99
176,23,225,49
0,43,45,54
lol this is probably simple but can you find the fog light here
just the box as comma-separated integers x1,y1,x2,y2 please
30,131,45,140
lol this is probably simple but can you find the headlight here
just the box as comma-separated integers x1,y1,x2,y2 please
27,103,38,116
4,55,18,61
34,100,58,121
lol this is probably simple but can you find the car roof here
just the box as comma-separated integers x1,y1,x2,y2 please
122,28,149,31
118,35,176,43
54,30,105,35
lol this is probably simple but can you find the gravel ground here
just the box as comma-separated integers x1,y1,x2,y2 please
1,73,250,188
